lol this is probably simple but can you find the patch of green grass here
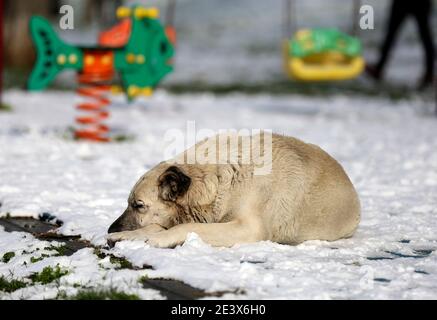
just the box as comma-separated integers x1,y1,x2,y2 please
55,290,68,299
69,289,140,300
139,275,148,282
30,254,50,263
30,265,68,285
0,103,12,112
113,134,135,143
94,248,134,270
44,245,68,256
52,245,68,256
2,252,15,263
109,256,133,269
0,276,27,293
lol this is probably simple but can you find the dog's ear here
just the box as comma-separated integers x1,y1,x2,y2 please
158,166,191,201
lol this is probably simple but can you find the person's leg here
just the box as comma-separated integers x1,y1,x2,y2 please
412,0,435,88
367,0,408,79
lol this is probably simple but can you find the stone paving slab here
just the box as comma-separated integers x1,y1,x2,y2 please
0,217,89,256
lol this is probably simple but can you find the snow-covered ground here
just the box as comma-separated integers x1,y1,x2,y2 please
0,89,436,299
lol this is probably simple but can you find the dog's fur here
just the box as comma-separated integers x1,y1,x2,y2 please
107,133,360,248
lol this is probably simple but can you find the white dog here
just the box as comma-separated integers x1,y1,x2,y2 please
107,133,360,248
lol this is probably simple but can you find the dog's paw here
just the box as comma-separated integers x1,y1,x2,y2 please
145,232,179,248
106,230,181,248
106,230,147,246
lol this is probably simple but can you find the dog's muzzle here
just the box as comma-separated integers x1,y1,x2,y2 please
107,220,123,233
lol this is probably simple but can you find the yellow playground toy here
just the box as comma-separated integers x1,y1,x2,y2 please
282,0,365,81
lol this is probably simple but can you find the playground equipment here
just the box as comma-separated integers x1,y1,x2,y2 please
282,0,364,81
27,4,176,142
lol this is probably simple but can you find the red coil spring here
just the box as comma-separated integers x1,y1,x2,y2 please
75,71,113,142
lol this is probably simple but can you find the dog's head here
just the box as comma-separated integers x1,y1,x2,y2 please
108,165,191,233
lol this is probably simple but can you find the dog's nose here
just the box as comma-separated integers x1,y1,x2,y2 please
108,221,122,234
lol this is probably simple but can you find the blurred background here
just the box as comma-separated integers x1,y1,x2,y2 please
2,0,436,99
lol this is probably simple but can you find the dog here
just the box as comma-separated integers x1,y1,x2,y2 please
107,133,360,248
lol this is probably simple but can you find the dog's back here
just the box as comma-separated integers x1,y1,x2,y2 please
247,134,360,243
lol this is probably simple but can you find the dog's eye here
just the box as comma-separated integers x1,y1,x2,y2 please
132,200,147,210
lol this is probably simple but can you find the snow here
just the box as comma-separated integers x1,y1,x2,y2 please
0,226,162,300
0,89,436,299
